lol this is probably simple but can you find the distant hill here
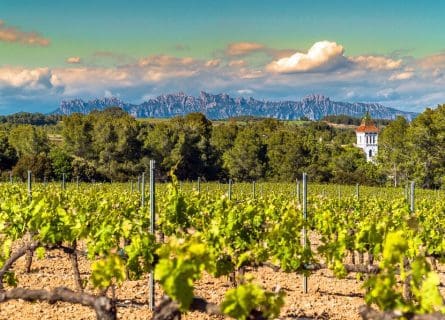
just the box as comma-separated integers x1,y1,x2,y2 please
52,92,418,120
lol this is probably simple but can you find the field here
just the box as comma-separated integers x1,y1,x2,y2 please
1,181,445,320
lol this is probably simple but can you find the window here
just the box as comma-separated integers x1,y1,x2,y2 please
369,149,373,158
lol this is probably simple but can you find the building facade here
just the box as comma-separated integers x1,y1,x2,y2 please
355,113,379,162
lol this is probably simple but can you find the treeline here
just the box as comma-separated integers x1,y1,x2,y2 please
0,112,62,126
0,107,385,185
322,114,392,126
1,105,444,188
378,104,445,188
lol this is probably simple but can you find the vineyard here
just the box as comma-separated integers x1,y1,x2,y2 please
1,176,445,319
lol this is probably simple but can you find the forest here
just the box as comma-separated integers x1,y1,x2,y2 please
0,104,444,188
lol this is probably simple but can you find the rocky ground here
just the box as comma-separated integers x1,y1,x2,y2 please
0,249,367,320
1,239,444,320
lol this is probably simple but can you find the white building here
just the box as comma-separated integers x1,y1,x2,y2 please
355,113,379,162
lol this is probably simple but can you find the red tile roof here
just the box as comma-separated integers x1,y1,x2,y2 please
356,114,379,133
356,123,379,133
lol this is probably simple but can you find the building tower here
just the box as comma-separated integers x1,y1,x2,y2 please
355,112,379,162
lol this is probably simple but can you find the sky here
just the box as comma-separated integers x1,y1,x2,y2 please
0,0,445,114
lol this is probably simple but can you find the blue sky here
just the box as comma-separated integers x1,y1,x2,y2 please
0,0,444,114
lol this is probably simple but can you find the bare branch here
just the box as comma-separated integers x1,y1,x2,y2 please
153,295,269,320
0,241,40,289
0,287,116,320
359,305,445,320
258,261,380,274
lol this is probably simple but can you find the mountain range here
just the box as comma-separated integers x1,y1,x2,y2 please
52,92,418,120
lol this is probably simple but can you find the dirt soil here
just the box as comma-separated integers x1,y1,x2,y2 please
1,241,444,320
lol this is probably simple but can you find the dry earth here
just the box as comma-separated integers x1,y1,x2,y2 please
1,238,444,320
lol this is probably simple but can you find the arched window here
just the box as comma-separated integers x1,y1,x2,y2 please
369,149,373,158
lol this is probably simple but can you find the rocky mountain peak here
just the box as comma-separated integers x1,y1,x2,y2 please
302,94,330,103
52,92,418,121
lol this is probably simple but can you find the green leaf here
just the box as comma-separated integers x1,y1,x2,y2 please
35,247,46,260
221,281,284,320
91,254,126,290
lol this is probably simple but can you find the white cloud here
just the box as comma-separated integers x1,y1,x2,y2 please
237,89,254,95
228,60,246,67
226,42,266,56
389,71,414,81
2,41,445,114
134,54,203,82
0,67,63,109
419,53,445,69
266,41,346,73
0,67,59,89
138,55,195,67
0,20,50,46
52,67,131,95
104,90,119,98
205,59,220,68
239,68,264,79
350,55,402,70
66,56,81,64
266,41,404,74
377,88,399,99
142,69,198,82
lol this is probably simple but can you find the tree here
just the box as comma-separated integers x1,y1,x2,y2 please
0,112,61,125
7,125,50,180
143,113,218,180
0,132,18,171
406,105,445,188
12,154,52,181
90,109,142,180
62,113,94,159
211,123,238,178
306,142,334,183
71,158,101,181
61,108,142,181
143,122,180,178
223,126,267,181
49,147,73,180
8,125,50,158
171,113,217,180
266,129,310,181
377,116,409,187
330,145,383,185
